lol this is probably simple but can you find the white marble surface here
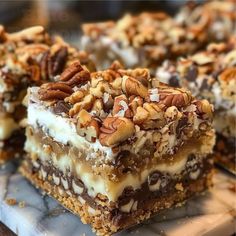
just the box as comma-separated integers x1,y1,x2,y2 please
0,162,236,236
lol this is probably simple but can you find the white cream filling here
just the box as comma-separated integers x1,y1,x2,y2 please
25,137,191,202
0,117,19,140
28,104,114,160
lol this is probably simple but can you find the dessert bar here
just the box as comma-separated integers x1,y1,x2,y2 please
176,38,236,173
21,61,215,235
0,26,95,164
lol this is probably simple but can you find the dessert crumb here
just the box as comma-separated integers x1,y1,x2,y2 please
19,201,25,208
5,198,17,206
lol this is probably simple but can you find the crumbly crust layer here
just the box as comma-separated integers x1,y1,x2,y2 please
20,159,213,236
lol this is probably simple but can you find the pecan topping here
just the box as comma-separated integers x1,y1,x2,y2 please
69,94,95,117
122,76,148,98
39,82,73,101
113,95,132,118
219,68,236,83
48,45,68,77
76,109,100,142
158,86,192,108
60,61,90,86
99,117,135,146
194,100,213,119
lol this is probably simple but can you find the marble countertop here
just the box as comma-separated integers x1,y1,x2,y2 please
0,162,235,236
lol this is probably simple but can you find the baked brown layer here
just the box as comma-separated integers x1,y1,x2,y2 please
0,129,25,164
20,159,213,235
214,133,236,173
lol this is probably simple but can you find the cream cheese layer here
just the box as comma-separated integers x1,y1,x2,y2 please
28,103,114,160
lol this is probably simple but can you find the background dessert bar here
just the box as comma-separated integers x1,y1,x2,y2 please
81,0,236,72
0,25,95,164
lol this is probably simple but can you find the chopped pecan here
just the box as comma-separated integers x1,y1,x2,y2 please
76,109,100,142
69,94,95,117
122,75,148,98
133,106,149,125
129,96,144,114
39,82,73,101
194,99,213,119
99,117,135,146
113,95,132,118
65,89,87,104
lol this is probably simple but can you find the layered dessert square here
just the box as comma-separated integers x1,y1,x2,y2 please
21,61,215,235
175,38,236,173
0,26,95,164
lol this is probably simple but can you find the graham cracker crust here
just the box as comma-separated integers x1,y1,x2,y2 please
20,161,213,236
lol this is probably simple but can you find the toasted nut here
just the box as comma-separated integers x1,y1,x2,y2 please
60,61,83,81
69,94,95,116
65,89,87,104
159,87,192,108
39,82,73,101
99,117,135,146
129,96,144,114
133,106,149,125
122,76,148,98
194,99,213,119
219,68,236,83
113,95,132,118
76,109,100,142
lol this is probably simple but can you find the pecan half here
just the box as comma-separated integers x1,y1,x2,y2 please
99,117,135,146
158,87,192,108
76,109,100,142
60,61,90,86
121,75,148,98
48,45,68,77
39,82,73,101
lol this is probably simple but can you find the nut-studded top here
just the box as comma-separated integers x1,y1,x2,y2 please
37,60,213,151
0,25,95,114
82,12,207,65
176,36,236,109
0,25,95,86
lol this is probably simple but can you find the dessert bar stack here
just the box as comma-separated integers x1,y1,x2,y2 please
20,61,215,235
0,26,95,164
81,0,236,72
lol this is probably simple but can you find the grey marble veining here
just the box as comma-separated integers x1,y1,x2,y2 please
0,162,236,236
